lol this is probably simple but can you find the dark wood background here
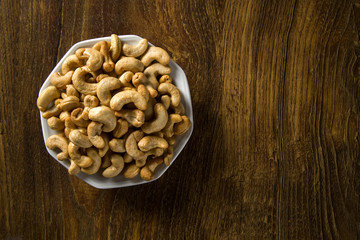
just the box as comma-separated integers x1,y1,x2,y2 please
1,0,360,239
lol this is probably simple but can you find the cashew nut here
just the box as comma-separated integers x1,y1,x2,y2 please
119,71,134,87
122,38,148,57
97,77,121,105
72,67,98,95
114,57,144,75
135,148,164,167
87,121,105,148
47,117,65,131
82,95,99,120
171,102,185,115
144,63,171,90
164,146,174,166
124,153,133,163
59,111,71,122
81,148,101,175
101,151,112,168
37,86,60,112
140,157,164,181
70,108,89,128
102,154,124,178
50,71,73,89
115,109,145,127
110,90,147,111
160,95,171,110
125,130,145,161
64,116,77,138
122,163,140,179
159,74,172,84
109,138,125,153
42,99,62,119
132,72,157,98
66,84,80,98
98,133,109,157
58,96,81,111
137,136,168,152
112,119,129,138
141,103,168,134
68,160,80,175
136,84,150,102
174,115,191,135
75,48,104,72
61,54,83,74
144,97,156,121
88,106,117,132
68,142,94,168
141,46,170,66
46,134,69,161
109,34,121,61
158,82,181,107
93,41,115,72
163,114,182,137
69,129,92,148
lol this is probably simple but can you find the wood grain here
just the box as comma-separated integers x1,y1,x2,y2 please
1,0,360,239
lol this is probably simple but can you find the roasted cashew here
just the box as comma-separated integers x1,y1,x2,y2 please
102,154,124,178
72,67,98,95
140,157,164,181
97,77,121,105
46,134,69,161
141,46,170,66
69,129,92,148
165,136,176,146
87,121,105,148
82,95,99,120
109,34,121,61
101,151,112,168
50,71,73,89
141,103,168,134
68,142,93,168
119,71,134,87
159,74,172,84
47,117,65,131
124,153,133,163
163,114,182,137
122,163,140,179
64,116,76,138
42,99,62,119
59,111,70,122
122,38,148,57
81,148,101,175
98,133,109,157
109,138,126,153
164,146,174,166
114,57,144,75
144,63,171,90
59,96,80,111
115,109,145,127
37,86,60,112
136,84,150,102
88,106,117,132
68,142,81,160
112,119,129,138
125,130,145,161
158,82,181,107
174,116,191,135
61,54,83,74
68,160,80,175
136,148,164,167
161,95,171,110
110,90,147,111
71,108,89,128
132,72,157,98
66,84,80,98
171,102,185,115
137,136,168,152
75,48,104,72
93,41,115,72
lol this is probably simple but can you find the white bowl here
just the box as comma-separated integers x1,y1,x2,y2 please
39,35,193,189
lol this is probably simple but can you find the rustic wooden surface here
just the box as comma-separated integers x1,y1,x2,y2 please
1,0,360,239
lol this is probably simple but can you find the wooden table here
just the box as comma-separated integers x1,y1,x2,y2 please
1,0,360,239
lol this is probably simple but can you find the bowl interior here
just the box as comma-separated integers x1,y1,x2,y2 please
40,35,193,189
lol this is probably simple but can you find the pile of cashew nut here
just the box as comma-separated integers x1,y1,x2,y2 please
37,34,191,181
